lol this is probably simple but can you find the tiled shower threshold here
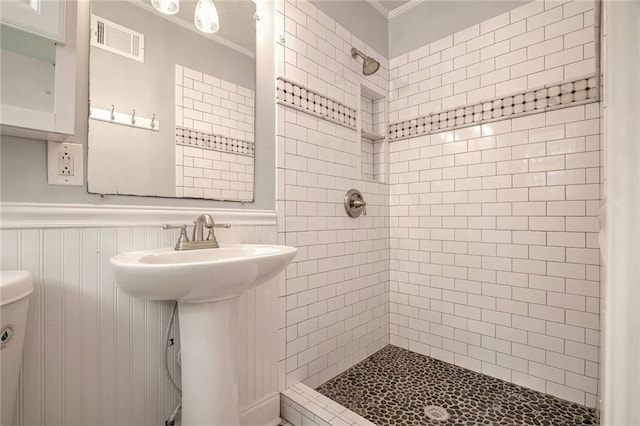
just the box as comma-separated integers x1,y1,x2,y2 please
281,345,597,426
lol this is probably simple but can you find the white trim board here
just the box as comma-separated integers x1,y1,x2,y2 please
239,392,281,426
388,0,424,18
366,0,393,18
366,0,424,19
0,202,276,229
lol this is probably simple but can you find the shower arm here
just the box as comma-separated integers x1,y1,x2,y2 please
351,48,366,60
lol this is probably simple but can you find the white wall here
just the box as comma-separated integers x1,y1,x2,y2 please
1,2,613,424
387,0,602,407
602,1,640,424
0,210,281,426
275,0,391,389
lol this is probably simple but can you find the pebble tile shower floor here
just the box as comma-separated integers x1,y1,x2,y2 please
316,345,597,425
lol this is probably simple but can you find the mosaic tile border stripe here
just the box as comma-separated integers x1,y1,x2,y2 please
175,127,255,157
277,77,357,130
388,76,599,142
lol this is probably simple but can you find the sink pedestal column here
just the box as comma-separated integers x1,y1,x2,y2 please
178,299,240,426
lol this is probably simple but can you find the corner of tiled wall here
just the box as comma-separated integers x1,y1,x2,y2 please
387,0,602,407
275,0,391,393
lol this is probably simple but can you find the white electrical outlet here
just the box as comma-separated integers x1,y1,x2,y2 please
48,142,84,186
59,150,74,175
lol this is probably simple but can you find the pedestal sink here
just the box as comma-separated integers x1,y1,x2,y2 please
111,244,297,425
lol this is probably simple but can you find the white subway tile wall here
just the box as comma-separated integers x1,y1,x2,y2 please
175,143,254,201
176,65,255,141
372,139,386,183
276,0,391,390
175,65,255,200
276,0,601,410
389,0,598,124
361,138,385,183
361,96,374,134
389,103,602,407
361,136,375,181
277,103,391,389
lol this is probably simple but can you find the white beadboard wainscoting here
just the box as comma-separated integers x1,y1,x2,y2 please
0,203,282,426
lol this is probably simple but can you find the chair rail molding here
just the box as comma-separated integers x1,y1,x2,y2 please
0,202,276,229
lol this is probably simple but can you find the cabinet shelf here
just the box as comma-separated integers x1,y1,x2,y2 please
0,1,76,140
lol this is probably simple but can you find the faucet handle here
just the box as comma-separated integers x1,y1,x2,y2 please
162,223,189,235
162,224,187,230
205,223,230,242
162,224,189,250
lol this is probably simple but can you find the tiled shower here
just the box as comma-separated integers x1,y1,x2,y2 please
274,0,604,423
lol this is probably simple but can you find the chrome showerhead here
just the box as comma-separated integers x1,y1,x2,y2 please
351,47,380,76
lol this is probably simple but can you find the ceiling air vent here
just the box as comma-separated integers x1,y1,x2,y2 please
91,15,145,63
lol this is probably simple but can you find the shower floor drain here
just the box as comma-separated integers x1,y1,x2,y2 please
424,405,450,421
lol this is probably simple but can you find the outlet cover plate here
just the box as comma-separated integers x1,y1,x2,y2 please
47,141,84,186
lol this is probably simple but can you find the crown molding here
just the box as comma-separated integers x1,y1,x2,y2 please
365,0,425,19
388,0,424,18
0,203,276,229
366,0,393,18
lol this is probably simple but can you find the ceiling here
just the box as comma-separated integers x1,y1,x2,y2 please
174,0,256,52
388,0,533,56
131,0,256,55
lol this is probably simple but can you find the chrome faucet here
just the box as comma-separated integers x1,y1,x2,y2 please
162,214,231,250
193,213,216,243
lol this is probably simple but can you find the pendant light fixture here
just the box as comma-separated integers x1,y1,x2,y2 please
151,0,179,15
194,0,220,33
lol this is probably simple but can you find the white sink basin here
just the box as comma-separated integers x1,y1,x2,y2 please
111,244,297,302
110,243,296,425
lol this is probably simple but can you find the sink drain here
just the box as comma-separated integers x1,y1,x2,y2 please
424,405,450,421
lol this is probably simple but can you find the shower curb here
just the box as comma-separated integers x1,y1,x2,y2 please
280,383,376,426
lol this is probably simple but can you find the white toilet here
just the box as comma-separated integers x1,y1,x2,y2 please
0,271,33,426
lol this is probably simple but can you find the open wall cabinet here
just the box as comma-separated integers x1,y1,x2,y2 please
0,0,77,140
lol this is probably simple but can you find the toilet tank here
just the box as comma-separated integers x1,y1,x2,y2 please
0,271,33,426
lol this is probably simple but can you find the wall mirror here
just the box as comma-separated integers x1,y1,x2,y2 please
87,0,256,202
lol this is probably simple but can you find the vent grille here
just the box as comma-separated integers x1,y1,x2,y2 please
91,15,144,63
96,20,105,44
